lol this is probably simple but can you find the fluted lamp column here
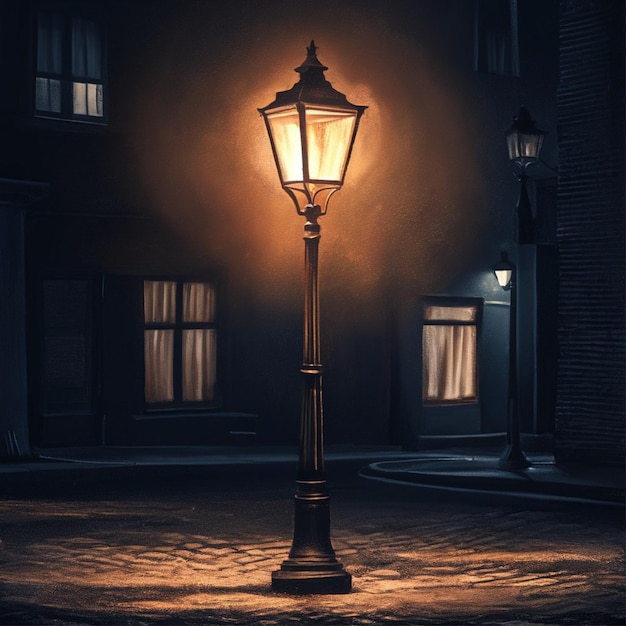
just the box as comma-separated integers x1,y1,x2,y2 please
258,41,366,594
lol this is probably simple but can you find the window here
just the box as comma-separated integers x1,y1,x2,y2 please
35,9,106,122
474,0,520,76
143,280,217,407
422,301,481,405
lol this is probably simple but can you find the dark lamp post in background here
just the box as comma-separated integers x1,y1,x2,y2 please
505,106,545,244
259,41,366,595
493,251,529,470
497,105,544,471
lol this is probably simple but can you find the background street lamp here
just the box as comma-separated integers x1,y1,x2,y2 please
498,106,545,470
259,41,366,594
505,105,545,244
493,251,529,470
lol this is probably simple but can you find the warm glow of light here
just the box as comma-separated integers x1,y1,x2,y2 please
494,268,513,289
265,106,303,183
125,4,489,311
0,498,621,621
303,106,356,183
263,101,361,209
506,131,544,163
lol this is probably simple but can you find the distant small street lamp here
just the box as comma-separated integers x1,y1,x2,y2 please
493,252,529,469
493,253,514,291
259,41,366,594
497,106,545,470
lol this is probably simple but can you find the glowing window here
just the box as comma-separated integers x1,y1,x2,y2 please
35,11,106,122
423,301,481,405
143,280,217,406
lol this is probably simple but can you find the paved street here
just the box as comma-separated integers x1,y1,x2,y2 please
0,463,623,625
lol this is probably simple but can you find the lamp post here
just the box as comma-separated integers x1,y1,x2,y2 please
493,252,529,469
498,106,545,470
259,41,366,594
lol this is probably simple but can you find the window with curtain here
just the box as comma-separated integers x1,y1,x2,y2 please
143,280,217,406
35,10,106,121
474,0,520,77
422,302,480,404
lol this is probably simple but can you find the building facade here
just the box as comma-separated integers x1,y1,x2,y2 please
0,0,622,465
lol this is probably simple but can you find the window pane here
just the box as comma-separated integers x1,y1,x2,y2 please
305,106,357,181
266,106,303,183
36,77,61,112
424,305,477,322
475,0,519,76
144,281,177,323
88,83,103,116
144,329,174,403
182,329,216,402
37,13,62,74
73,81,87,115
423,325,477,402
72,18,102,79
183,282,215,322
74,82,103,117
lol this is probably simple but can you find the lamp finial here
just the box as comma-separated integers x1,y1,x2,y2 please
295,39,328,75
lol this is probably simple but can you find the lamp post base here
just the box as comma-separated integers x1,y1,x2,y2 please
498,444,531,470
272,483,351,595
272,564,352,595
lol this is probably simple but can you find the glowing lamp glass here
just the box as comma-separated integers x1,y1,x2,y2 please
506,130,544,163
259,41,366,212
494,268,513,289
264,103,360,200
304,106,357,182
505,106,545,166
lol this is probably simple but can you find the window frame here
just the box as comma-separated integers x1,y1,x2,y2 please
422,296,483,407
33,2,108,125
142,278,220,412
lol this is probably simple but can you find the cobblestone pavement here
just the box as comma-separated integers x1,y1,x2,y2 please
0,468,623,625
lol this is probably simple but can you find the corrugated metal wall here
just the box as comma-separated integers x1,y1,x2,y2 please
556,0,625,464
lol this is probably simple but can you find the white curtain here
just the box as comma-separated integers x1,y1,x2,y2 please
144,281,176,323
144,330,174,403
144,281,216,403
183,329,217,402
423,325,477,402
183,282,215,322
36,13,62,112
72,18,103,116
37,13,62,73
144,282,176,403
72,18,101,79
36,14,103,116
182,283,216,401
72,82,103,117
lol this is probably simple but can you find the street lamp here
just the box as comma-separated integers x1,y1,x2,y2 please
505,105,545,244
497,105,544,470
493,252,529,470
259,41,366,594
493,253,514,291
